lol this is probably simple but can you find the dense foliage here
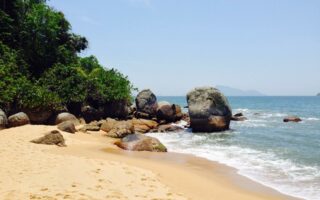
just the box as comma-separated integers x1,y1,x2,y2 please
0,0,134,115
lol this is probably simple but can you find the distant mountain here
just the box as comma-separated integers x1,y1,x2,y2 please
216,85,266,96
317,93,320,96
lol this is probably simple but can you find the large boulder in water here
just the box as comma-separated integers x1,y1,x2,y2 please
156,101,183,122
0,109,8,130
116,133,167,152
135,89,158,119
187,87,232,132
8,112,30,127
31,130,66,147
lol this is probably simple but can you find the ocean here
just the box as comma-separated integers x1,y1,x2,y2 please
148,96,320,200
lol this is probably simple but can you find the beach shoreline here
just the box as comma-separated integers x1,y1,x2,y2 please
0,125,301,200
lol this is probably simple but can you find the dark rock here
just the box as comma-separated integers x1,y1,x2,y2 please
283,116,302,123
55,112,79,125
104,100,129,119
8,112,30,127
135,89,158,119
81,105,104,123
187,87,232,132
156,101,183,123
231,113,247,121
231,116,247,121
0,109,8,130
234,113,243,117
116,134,167,152
57,121,76,133
101,118,134,138
31,130,66,146
157,124,184,133
132,118,158,133
23,108,52,124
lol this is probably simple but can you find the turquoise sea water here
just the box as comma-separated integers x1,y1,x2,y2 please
149,96,320,200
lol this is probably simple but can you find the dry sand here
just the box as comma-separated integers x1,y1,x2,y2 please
0,125,299,200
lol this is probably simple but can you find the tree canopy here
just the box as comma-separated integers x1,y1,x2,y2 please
0,0,134,115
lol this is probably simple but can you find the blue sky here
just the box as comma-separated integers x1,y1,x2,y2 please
48,0,320,96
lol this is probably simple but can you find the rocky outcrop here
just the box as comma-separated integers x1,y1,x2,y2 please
101,118,134,138
115,134,167,152
55,112,79,125
0,109,8,130
187,87,232,132
57,121,76,133
31,130,66,146
23,109,52,124
132,118,158,133
231,113,247,121
156,101,183,123
8,112,30,127
283,116,302,123
135,89,158,119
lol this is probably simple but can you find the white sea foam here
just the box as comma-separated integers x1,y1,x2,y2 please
148,132,320,200
303,117,320,121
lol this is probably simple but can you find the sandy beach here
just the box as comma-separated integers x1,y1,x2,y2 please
0,125,299,200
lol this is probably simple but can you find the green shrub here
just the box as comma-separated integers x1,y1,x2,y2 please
39,63,88,105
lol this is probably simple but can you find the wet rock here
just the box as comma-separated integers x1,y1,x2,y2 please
57,121,76,133
187,87,232,132
31,130,66,147
116,133,167,152
231,113,247,121
8,112,30,127
283,116,302,123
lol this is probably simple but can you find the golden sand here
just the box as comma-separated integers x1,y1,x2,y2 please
0,125,299,200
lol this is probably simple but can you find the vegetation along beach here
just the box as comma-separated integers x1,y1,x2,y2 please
0,0,319,200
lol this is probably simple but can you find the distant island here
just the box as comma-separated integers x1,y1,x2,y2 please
317,93,320,96
216,85,266,96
